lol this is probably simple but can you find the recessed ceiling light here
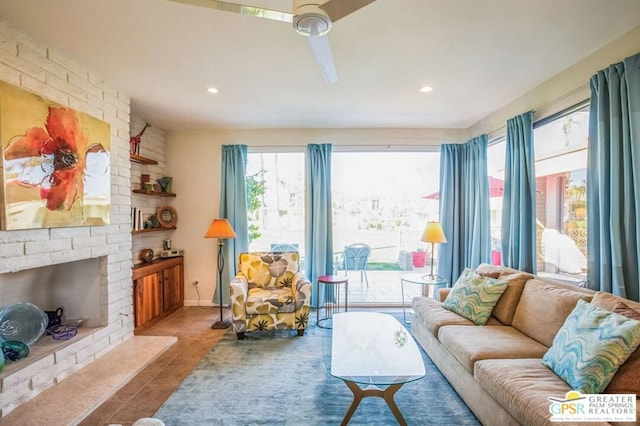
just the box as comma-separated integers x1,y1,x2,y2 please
207,87,219,94
419,86,433,93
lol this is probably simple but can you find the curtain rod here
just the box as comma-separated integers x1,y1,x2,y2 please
486,83,590,140
248,144,443,153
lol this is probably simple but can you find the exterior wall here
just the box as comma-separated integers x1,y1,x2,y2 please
0,19,134,416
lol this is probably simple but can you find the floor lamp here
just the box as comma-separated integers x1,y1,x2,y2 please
205,218,237,329
421,221,447,279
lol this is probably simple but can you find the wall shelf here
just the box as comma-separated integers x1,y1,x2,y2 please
132,227,176,235
130,154,158,165
132,189,176,197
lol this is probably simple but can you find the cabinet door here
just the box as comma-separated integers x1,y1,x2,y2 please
162,263,184,312
135,273,163,327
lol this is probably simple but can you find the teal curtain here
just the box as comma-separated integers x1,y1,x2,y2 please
438,135,491,284
305,143,333,308
217,144,249,305
501,111,537,273
587,52,640,302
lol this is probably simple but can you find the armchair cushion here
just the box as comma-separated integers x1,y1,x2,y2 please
238,252,299,288
247,287,296,314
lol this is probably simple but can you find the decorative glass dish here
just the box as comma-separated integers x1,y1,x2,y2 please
0,302,48,347
1,340,29,361
48,325,78,340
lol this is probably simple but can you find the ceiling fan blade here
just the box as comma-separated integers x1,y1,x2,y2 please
319,0,376,22
168,0,293,23
307,35,338,83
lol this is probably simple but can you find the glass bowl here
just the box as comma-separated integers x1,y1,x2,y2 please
0,303,48,347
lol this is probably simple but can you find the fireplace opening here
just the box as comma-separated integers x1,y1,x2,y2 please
0,257,106,331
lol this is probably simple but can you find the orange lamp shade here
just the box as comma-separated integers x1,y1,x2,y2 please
204,218,237,239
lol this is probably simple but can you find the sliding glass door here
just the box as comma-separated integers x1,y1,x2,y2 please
332,151,440,305
246,149,441,305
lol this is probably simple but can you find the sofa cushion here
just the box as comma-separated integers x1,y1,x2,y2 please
474,358,577,426
493,273,531,325
475,264,533,325
541,299,640,394
591,295,640,397
438,325,549,373
411,297,474,336
511,279,593,347
613,301,640,320
591,291,640,312
443,268,508,325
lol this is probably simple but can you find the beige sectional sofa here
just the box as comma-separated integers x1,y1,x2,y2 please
410,264,640,426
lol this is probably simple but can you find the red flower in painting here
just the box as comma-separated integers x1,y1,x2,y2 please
4,106,105,211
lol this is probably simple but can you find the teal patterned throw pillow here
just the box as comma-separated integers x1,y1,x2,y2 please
442,268,508,325
542,299,640,394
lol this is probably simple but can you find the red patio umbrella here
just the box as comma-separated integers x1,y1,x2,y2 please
423,176,504,199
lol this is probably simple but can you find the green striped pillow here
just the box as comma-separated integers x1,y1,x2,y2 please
442,268,508,325
542,299,640,394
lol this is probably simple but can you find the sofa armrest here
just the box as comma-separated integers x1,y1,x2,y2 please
230,274,249,322
437,288,451,302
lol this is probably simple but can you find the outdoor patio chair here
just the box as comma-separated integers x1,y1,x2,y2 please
338,243,371,287
229,251,311,339
270,243,299,253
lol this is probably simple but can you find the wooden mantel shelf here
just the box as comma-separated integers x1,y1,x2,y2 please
132,227,176,235
130,154,158,165
132,189,176,197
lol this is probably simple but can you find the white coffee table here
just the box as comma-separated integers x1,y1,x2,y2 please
329,312,426,425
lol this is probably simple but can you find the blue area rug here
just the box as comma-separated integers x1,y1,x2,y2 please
154,313,479,425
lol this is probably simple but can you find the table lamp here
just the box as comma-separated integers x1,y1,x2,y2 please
421,221,447,279
205,218,237,329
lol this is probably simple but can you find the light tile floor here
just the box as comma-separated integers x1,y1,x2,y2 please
80,307,227,426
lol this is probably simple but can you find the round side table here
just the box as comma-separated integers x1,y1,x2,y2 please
316,275,349,329
400,274,449,324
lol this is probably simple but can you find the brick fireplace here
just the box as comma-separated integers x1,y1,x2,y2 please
0,19,136,416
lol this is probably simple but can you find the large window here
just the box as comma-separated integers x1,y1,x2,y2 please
332,151,440,263
534,106,589,282
485,106,588,281
332,151,440,304
246,149,441,306
487,140,506,265
246,152,305,256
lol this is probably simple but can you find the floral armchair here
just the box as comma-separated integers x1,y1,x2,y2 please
229,252,311,340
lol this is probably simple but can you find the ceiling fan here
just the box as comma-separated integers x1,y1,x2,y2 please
168,0,377,82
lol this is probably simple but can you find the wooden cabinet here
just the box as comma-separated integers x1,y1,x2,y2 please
162,261,184,312
133,256,184,333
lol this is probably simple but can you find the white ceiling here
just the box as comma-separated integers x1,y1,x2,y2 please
0,0,639,130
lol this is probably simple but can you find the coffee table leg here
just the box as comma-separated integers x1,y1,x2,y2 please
381,384,405,426
341,381,407,426
400,279,409,323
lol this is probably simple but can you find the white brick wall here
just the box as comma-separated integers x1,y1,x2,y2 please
130,115,174,263
0,19,136,416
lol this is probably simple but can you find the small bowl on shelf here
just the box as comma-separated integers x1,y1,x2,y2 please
49,325,78,341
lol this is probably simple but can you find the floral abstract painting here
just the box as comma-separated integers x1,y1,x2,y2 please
0,82,111,230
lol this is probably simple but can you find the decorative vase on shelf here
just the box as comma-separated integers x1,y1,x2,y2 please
157,176,172,193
